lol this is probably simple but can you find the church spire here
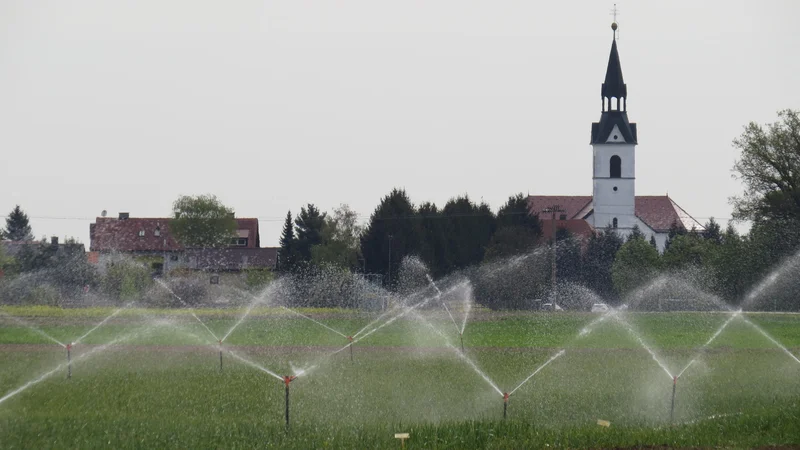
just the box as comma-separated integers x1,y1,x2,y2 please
590,20,637,145
601,38,627,100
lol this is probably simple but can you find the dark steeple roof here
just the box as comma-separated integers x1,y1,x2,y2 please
591,35,636,145
602,39,627,99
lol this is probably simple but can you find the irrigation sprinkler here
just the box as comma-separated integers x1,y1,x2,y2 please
219,340,223,371
283,375,296,427
669,376,680,422
347,336,354,362
503,392,509,419
66,343,72,379
460,333,464,352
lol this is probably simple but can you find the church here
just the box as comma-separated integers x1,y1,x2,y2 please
527,22,703,252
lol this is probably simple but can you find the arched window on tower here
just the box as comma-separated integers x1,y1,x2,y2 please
611,97,618,110
610,155,621,178
612,218,618,228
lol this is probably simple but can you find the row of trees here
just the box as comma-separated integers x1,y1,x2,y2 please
275,110,800,310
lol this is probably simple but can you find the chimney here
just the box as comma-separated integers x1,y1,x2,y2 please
119,212,130,220
51,236,59,245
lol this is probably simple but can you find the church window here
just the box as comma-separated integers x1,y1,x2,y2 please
559,214,567,220
613,134,618,140
611,97,618,110
610,155,621,178
138,230,145,237
613,186,618,192
612,218,618,228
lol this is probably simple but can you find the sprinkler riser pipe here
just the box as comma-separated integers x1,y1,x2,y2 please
460,334,464,353
219,350,223,371
670,377,677,423
503,393,509,419
66,345,72,379
285,384,290,427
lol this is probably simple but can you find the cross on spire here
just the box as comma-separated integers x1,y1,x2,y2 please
610,4,619,39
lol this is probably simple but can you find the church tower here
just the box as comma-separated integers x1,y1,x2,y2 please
590,22,638,234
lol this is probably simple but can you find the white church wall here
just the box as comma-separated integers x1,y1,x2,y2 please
593,143,636,231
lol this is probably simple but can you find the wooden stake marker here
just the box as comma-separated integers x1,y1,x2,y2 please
394,433,409,448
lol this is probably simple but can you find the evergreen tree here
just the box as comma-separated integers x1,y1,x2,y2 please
441,196,496,272
483,193,542,264
496,193,541,233
555,228,582,285
665,220,687,250
294,204,327,266
701,217,723,244
627,224,645,242
278,211,296,272
417,202,447,277
649,234,657,249
582,229,623,301
360,189,419,288
3,205,33,241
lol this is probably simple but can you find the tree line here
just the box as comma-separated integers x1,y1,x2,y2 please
277,110,800,310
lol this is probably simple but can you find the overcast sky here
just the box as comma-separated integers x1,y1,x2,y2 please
1,1,798,247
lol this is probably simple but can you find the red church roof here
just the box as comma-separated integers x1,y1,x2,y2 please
527,195,702,233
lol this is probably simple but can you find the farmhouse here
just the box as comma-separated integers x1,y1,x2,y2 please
89,212,277,275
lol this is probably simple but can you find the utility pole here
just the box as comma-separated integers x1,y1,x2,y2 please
386,234,393,289
542,205,565,311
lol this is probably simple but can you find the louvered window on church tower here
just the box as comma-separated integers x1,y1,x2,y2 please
612,218,618,228
610,155,621,178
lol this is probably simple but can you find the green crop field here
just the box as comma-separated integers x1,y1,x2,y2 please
1,307,800,448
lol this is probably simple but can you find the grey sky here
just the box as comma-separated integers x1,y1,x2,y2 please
1,1,798,246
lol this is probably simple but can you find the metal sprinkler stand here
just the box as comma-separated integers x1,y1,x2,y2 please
283,375,296,427
347,336,354,362
503,393,509,419
218,340,223,371
66,343,72,379
670,376,677,423
460,333,464,352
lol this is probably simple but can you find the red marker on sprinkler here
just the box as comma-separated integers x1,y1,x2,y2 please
284,375,296,386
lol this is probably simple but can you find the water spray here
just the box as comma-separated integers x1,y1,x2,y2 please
670,376,678,422
503,392,509,419
283,375,296,427
347,336,354,362
66,343,72,379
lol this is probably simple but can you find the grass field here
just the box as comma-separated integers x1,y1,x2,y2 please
1,306,800,448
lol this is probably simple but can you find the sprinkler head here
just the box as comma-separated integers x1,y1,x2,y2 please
347,336,353,342
66,343,72,350
673,376,677,385
283,375,296,386
503,393,509,403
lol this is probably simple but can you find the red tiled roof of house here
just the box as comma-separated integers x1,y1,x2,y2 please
90,217,261,252
527,196,592,220
539,219,595,242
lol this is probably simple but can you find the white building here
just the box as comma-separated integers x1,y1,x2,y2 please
527,24,703,252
